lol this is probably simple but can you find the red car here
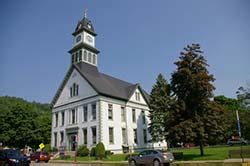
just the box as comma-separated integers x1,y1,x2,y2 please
31,151,50,163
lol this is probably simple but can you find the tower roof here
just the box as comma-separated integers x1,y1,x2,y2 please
73,11,97,36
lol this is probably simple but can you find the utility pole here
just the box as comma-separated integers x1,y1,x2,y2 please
236,110,241,138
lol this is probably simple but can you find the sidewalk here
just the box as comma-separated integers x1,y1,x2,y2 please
50,158,250,165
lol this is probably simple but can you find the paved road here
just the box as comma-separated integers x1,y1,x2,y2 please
31,162,100,166
30,162,127,166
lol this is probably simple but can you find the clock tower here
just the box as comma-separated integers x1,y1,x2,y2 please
69,10,99,66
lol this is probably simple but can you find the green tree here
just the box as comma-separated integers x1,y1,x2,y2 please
214,95,250,140
170,43,224,156
95,142,105,160
0,96,51,148
148,74,172,142
236,81,250,110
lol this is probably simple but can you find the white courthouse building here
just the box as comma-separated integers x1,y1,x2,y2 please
51,12,165,153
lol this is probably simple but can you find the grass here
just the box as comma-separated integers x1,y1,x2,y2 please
56,145,250,162
171,145,250,160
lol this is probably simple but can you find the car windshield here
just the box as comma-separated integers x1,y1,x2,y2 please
6,150,22,158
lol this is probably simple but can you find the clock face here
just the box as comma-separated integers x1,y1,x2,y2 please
86,35,93,43
87,23,91,29
76,35,81,43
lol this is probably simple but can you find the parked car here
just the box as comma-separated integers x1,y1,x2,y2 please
0,149,30,166
30,151,50,163
129,150,174,166
227,138,248,146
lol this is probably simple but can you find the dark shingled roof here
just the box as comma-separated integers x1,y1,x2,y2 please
75,62,138,100
73,17,97,36
52,62,150,106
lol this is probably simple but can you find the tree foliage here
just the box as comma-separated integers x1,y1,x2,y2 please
148,74,172,142
236,81,250,110
214,95,250,140
95,142,105,160
0,96,51,149
169,43,225,155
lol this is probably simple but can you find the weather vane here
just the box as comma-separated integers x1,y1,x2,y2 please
84,9,88,18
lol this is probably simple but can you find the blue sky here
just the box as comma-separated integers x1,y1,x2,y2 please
0,0,249,103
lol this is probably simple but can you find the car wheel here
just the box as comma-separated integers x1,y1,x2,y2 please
45,160,49,163
153,159,161,166
35,159,39,163
130,159,136,166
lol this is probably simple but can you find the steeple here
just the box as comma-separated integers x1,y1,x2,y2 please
69,9,99,67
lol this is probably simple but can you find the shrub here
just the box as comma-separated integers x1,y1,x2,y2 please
77,145,89,157
95,142,105,160
52,147,58,152
43,144,52,152
90,147,96,157
105,150,113,157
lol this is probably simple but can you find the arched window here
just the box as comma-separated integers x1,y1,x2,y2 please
75,52,79,62
92,54,96,64
79,50,82,61
70,83,79,97
88,52,92,63
84,50,87,61
71,54,75,64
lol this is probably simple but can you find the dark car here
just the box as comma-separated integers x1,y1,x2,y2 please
227,138,248,146
30,151,50,163
0,149,30,166
129,150,174,166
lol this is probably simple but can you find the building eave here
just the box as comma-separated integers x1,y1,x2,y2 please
68,42,100,54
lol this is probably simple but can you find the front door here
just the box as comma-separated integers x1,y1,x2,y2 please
68,134,77,151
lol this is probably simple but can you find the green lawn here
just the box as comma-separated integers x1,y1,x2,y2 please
171,145,250,160
56,145,250,161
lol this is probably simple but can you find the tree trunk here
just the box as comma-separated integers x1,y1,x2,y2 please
199,140,204,156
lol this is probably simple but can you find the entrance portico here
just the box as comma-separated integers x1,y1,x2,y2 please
66,127,78,151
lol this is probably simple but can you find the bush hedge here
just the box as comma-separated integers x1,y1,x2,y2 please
95,142,105,160
77,145,89,157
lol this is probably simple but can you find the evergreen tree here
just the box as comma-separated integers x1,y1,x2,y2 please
148,74,172,142
170,43,224,156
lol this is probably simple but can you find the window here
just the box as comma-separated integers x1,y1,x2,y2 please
54,132,57,147
75,52,78,62
135,92,140,101
108,104,113,120
142,110,146,124
121,106,125,122
70,83,79,97
109,127,114,144
70,108,77,124
70,87,73,97
83,105,88,122
92,127,97,144
92,103,96,120
83,128,87,145
132,109,136,123
143,129,147,143
72,54,75,64
79,50,82,61
84,50,87,61
61,111,64,126
88,52,92,62
133,129,137,144
93,54,96,64
122,128,127,144
55,113,58,127
60,131,64,145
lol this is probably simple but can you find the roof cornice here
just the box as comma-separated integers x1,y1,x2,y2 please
69,42,100,54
